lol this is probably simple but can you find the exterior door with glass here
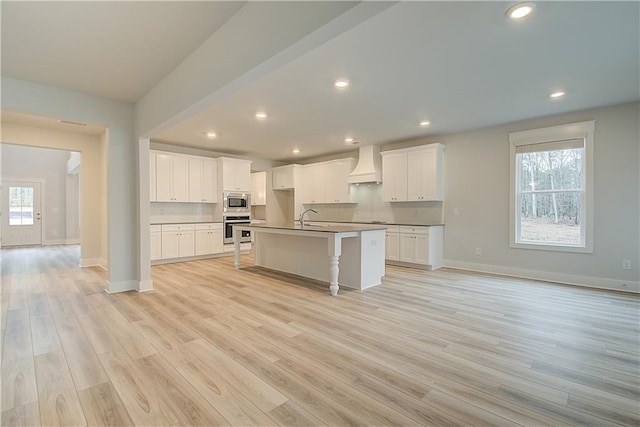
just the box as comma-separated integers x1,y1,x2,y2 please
1,181,42,246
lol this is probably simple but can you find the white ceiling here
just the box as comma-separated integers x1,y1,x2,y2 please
2,2,639,163
1,1,245,103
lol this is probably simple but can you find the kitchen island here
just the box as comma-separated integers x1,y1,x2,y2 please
233,223,387,296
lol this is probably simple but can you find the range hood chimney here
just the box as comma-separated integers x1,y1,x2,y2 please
348,145,382,184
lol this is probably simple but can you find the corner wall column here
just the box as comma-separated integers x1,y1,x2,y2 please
138,137,153,292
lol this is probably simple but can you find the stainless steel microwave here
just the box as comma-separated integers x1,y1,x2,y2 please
223,192,250,213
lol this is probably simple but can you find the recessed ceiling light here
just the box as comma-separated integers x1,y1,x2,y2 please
344,137,359,145
506,2,534,20
206,131,217,139
334,79,350,89
419,120,431,127
292,148,300,154
550,91,565,99
255,111,268,119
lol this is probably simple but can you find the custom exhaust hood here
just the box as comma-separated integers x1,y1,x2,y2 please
348,145,382,184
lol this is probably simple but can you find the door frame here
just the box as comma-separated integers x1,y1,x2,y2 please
1,176,46,247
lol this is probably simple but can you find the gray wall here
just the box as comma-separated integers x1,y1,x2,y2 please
383,101,639,292
1,144,75,244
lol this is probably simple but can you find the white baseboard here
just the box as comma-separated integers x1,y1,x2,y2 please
105,280,138,294
443,259,639,293
138,279,154,292
80,258,107,270
43,239,66,246
44,239,80,246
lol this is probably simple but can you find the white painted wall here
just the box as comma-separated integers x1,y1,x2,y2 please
383,102,640,292
0,144,72,244
2,77,137,292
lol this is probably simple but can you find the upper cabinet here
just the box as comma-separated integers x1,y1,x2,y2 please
325,160,355,203
272,164,300,190
251,171,266,205
152,150,217,203
189,157,217,203
150,151,157,202
381,144,444,202
155,151,189,202
301,158,355,204
381,152,407,202
301,163,326,203
218,157,252,192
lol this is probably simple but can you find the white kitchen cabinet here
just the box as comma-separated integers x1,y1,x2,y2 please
272,164,300,190
381,152,408,202
301,163,325,203
161,224,195,259
189,157,217,203
399,226,430,265
407,145,444,201
195,223,223,256
381,144,444,202
385,226,400,261
219,157,252,192
301,159,354,204
150,152,157,202
150,225,162,261
395,225,443,269
155,152,189,202
324,159,355,203
251,172,267,205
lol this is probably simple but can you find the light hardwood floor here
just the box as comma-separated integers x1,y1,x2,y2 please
1,245,639,426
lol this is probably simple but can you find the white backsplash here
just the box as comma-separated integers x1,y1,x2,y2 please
150,202,222,223
304,184,443,225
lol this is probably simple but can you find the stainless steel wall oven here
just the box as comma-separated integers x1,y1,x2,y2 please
223,215,251,244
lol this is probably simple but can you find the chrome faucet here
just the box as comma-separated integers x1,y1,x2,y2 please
299,208,317,228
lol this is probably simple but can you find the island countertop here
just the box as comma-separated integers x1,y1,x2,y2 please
235,222,388,233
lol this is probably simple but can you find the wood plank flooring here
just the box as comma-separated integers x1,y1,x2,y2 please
1,245,639,426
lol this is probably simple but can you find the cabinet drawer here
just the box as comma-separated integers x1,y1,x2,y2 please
161,224,195,232
195,223,222,231
150,225,162,233
399,225,429,235
384,225,400,234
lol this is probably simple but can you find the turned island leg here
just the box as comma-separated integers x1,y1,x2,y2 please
329,256,339,296
327,235,342,296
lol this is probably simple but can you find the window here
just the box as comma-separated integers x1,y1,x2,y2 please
509,121,594,253
9,186,34,225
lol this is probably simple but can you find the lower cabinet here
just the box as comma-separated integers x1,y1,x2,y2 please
385,226,400,262
388,225,443,270
155,223,223,261
161,224,195,259
195,223,223,256
399,227,430,265
150,225,162,261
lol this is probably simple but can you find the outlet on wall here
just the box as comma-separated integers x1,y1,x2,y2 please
622,259,632,270
475,248,482,256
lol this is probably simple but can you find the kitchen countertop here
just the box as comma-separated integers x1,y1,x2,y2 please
235,222,388,233
308,220,445,227
151,221,222,225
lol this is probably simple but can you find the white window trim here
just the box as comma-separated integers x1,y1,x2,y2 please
509,121,595,253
